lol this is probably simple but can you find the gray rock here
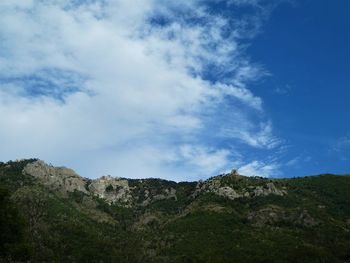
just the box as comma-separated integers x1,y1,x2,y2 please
150,187,177,202
253,183,285,197
23,160,88,194
266,182,285,196
215,186,241,200
23,160,287,208
253,186,267,197
88,175,132,204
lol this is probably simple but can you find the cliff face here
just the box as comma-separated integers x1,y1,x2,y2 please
22,160,287,206
23,160,89,194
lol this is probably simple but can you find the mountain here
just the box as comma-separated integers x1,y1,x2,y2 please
1,159,350,262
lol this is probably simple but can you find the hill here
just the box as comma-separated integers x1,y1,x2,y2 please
1,159,350,262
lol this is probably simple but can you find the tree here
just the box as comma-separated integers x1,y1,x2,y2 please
11,186,48,246
0,186,32,261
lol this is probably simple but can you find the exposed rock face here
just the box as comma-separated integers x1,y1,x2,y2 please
152,187,177,201
140,186,178,206
23,161,134,205
215,186,240,200
253,183,285,197
22,160,180,206
23,160,88,194
22,160,286,207
191,181,206,199
191,174,286,201
88,175,133,205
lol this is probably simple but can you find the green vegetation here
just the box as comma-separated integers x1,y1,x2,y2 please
1,159,350,262
0,186,32,262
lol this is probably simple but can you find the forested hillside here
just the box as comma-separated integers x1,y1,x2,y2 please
1,159,350,262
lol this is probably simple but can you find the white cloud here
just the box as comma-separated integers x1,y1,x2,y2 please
218,121,281,149
179,145,231,175
238,160,280,177
0,0,280,180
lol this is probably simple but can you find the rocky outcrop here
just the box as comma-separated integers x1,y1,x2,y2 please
253,183,286,197
141,187,177,206
191,180,206,199
152,187,177,201
88,175,133,205
191,174,287,201
23,160,88,194
23,161,134,205
22,160,286,207
22,160,179,206
215,186,241,200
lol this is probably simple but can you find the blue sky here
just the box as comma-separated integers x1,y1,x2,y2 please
248,0,350,177
0,0,348,180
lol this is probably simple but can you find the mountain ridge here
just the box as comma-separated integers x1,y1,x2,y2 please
1,158,350,262
22,159,287,206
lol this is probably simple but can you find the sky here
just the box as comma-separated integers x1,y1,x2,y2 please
0,0,349,181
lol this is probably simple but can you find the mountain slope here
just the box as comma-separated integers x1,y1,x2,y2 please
1,159,350,262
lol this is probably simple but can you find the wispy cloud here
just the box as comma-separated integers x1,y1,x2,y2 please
332,134,350,162
274,84,293,95
238,160,281,177
334,134,350,151
0,0,282,180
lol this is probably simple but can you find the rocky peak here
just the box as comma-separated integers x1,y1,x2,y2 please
23,160,88,194
230,169,240,177
191,172,287,200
